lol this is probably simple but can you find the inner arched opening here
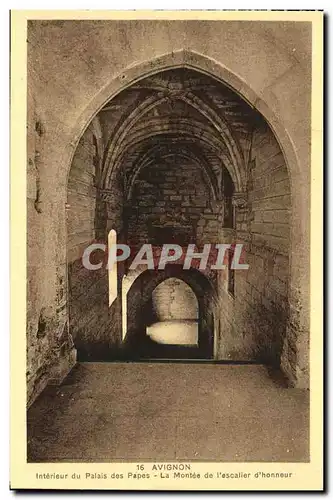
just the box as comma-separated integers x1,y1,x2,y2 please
123,265,215,360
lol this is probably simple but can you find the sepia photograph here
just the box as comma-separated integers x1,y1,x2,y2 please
10,9,323,491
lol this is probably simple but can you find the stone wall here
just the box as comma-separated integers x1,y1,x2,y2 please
152,278,199,321
127,156,220,248
67,124,97,262
66,124,123,360
68,259,122,360
216,123,291,367
26,60,76,406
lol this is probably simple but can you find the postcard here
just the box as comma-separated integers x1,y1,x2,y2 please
10,9,323,491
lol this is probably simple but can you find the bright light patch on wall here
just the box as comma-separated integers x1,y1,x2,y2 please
122,275,129,340
108,229,117,306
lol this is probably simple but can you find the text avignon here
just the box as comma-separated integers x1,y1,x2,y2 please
152,464,191,471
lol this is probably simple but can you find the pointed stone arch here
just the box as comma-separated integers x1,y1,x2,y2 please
65,49,299,189
101,87,245,191
63,48,307,387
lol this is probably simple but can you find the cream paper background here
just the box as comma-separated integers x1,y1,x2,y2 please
10,9,323,491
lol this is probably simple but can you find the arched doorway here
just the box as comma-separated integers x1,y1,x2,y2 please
66,61,292,374
122,265,216,360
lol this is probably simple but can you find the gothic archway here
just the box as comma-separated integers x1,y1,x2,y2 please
66,55,296,381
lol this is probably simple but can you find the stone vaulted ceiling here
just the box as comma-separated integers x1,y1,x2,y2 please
97,68,264,198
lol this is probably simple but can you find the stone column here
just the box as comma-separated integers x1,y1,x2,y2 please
98,186,124,237
231,192,248,232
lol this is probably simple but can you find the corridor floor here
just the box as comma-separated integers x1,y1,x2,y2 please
27,363,309,462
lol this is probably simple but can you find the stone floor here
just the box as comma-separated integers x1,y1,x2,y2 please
27,362,309,463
